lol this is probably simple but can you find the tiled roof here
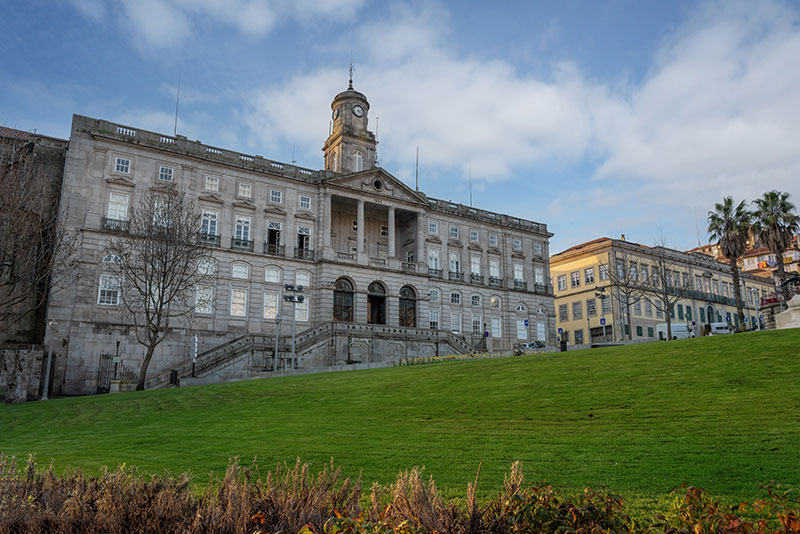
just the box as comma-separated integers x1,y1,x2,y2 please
0,126,33,140
552,237,610,257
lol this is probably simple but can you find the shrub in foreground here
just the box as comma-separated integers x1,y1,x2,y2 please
1,454,798,534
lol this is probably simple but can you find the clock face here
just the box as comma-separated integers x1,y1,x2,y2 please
352,105,364,117
332,108,340,120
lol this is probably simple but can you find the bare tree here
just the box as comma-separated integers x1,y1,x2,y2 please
641,245,693,341
108,189,212,390
607,250,646,341
0,138,78,344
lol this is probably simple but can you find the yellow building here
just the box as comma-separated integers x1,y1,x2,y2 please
550,237,774,345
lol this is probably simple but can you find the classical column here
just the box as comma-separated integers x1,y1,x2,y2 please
416,212,425,268
322,192,332,250
388,206,396,259
357,199,365,254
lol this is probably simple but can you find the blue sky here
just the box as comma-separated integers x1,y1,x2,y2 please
2,0,799,254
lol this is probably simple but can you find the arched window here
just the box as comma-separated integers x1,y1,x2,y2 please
333,278,354,322
367,281,387,324
353,149,363,172
399,286,416,327
265,266,281,283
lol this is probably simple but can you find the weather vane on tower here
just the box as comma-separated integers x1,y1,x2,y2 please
348,61,355,90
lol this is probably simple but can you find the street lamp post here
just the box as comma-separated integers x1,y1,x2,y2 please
283,284,304,370
41,320,57,401
273,315,281,371
595,287,607,342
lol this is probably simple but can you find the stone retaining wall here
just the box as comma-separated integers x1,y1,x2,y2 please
0,346,44,403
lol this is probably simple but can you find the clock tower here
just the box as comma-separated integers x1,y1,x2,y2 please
322,75,376,173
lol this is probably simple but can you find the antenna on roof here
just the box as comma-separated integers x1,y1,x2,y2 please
173,69,181,137
415,146,419,191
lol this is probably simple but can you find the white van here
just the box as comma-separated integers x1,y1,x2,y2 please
656,322,695,340
709,322,732,335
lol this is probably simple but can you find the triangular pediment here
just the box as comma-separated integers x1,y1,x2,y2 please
426,235,442,244
324,168,427,206
232,199,256,210
264,204,287,215
199,192,224,204
512,251,526,259
487,247,502,255
468,243,483,252
295,210,316,221
106,176,135,187
448,239,463,248
152,183,178,195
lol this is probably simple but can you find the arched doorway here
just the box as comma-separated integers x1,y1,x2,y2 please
333,278,354,322
399,286,416,327
367,282,387,324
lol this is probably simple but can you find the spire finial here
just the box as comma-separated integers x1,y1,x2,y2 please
348,61,355,90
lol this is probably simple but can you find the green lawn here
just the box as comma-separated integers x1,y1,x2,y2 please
1,329,799,513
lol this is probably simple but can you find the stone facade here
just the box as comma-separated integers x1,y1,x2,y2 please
46,84,555,395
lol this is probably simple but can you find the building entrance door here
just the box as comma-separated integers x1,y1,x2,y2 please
367,282,386,324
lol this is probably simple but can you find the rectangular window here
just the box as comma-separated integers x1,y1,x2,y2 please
574,329,583,344
470,256,481,275
450,226,459,239
472,314,482,335
585,267,595,284
634,300,642,316
645,299,653,317
263,292,279,319
557,275,567,291
107,192,129,221
159,165,174,182
238,182,252,198
670,307,675,319
686,306,693,320
517,319,528,340
270,189,282,204
491,316,502,337
695,275,703,290
512,238,521,251
599,264,609,281
601,295,611,313
451,292,461,305
636,325,643,337
295,271,310,287
195,287,213,314
429,310,440,329
451,312,462,334
449,252,460,273
537,322,546,341
265,267,281,283
630,263,638,281
98,275,120,305
570,271,580,288
380,225,389,237
489,235,498,247
201,209,218,236
428,248,440,270
559,304,568,321
235,215,251,241
295,297,309,322
534,266,544,285
513,263,524,282
699,307,706,322
429,288,440,302
231,264,249,279
230,289,247,317
429,221,438,234
204,175,219,192
299,195,311,210
534,242,543,256
648,327,654,337
489,258,500,278
115,157,130,173
471,295,481,306
678,304,684,320
586,298,596,317
656,307,663,319
641,265,649,282
470,230,479,242
572,301,582,320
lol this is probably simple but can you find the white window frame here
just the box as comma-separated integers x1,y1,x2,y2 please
204,175,219,192
472,314,482,335
98,274,120,305
158,165,174,182
195,287,214,314
230,288,248,317
470,230,479,242
489,234,498,247
107,192,129,221
534,242,543,256
471,295,481,306
429,288,440,302
517,319,528,340
428,248,440,270
491,316,502,338
115,156,130,174
296,271,311,287
352,149,363,172
265,267,281,284
295,297,309,322
489,258,500,278
557,275,567,291
450,292,461,305
450,226,459,239
263,291,279,319
197,259,216,276
238,182,252,199
270,189,283,204
512,238,521,251
428,221,438,235
201,209,218,236
231,263,249,279
299,195,312,210
451,312,462,334
429,310,440,330
235,215,251,241
513,263,524,282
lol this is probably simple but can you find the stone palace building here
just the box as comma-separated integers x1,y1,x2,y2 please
44,82,555,395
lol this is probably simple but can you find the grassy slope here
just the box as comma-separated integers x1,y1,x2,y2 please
1,329,798,509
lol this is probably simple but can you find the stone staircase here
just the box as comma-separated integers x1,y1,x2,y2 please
144,322,472,389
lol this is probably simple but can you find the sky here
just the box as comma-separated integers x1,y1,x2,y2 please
2,0,799,255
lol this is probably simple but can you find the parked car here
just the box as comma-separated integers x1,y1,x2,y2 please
521,341,546,351
656,322,695,340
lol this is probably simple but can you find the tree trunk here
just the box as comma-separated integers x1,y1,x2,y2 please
775,253,790,302
666,309,672,341
730,257,746,330
626,301,633,341
136,343,157,391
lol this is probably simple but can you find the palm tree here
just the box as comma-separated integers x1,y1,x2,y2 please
708,197,751,329
752,191,800,302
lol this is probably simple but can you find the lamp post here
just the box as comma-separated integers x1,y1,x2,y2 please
273,315,281,371
41,320,57,401
595,287,607,342
114,340,120,380
192,334,198,377
283,284,304,369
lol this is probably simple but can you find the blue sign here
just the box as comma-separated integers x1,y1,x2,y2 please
557,327,563,334
691,321,696,326
484,331,489,337
726,315,731,322
600,318,606,326
524,319,529,327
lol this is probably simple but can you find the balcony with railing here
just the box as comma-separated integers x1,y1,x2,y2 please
102,217,129,233
294,248,315,260
428,268,443,279
369,257,386,267
489,276,503,288
197,232,221,247
533,283,551,295
401,262,416,272
336,252,356,263
263,243,285,257
231,237,254,252
470,273,484,285
448,271,464,282
514,280,528,291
